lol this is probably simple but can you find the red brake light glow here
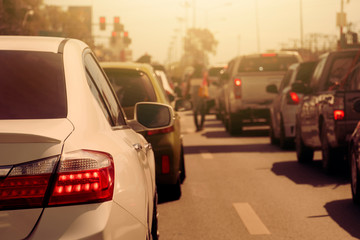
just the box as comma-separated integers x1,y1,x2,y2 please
49,150,114,206
261,53,277,57
234,78,242,99
334,110,345,120
287,92,300,104
234,78,242,86
0,150,115,210
0,156,58,210
147,126,174,136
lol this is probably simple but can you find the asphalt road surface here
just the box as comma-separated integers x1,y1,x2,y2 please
157,111,360,240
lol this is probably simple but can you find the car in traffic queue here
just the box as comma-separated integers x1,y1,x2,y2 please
295,49,360,173
344,62,360,204
0,36,171,239
217,51,302,135
101,62,185,200
266,61,317,149
207,64,226,116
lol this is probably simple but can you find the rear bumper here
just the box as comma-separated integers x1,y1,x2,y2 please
28,202,146,240
231,108,271,125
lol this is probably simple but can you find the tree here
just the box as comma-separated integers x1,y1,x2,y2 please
183,28,218,66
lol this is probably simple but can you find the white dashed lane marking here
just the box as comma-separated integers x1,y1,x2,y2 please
200,151,213,159
233,202,271,235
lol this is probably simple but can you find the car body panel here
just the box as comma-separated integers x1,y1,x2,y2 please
0,36,157,239
297,49,360,149
101,62,183,187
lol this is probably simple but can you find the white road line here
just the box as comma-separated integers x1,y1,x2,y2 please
200,151,213,159
233,202,271,235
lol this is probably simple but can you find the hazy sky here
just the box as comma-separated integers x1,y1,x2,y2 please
45,0,360,65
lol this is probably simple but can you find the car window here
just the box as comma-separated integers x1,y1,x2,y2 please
326,56,356,89
348,65,360,90
237,55,298,73
104,68,157,107
278,69,294,92
0,50,67,119
296,61,317,85
84,54,126,126
310,57,326,91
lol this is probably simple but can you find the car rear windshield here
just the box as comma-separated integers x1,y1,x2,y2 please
0,51,67,119
238,55,299,72
104,68,157,107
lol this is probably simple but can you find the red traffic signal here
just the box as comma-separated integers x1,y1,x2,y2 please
99,16,106,30
114,17,123,32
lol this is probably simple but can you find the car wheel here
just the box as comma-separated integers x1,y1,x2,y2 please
296,123,314,163
279,118,291,149
321,124,337,174
227,114,242,135
350,146,360,205
151,193,159,240
171,177,182,200
180,145,186,184
269,118,278,145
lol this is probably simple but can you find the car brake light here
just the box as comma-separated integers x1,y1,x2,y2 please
261,53,277,57
161,155,170,174
147,126,174,136
0,156,58,210
333,96,345,120
234,78,242,99
287,92,300,104
49,150,114,206
334,110,345,120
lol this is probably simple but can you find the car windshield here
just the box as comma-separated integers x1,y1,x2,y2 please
104,68,157,107
238,55,298,72
0,50,67,119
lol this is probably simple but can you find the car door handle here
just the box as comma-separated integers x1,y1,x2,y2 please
133,143,143,151
145,143,152,151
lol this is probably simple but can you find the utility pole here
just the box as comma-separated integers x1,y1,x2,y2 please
299,0,304,49
255,0,260,53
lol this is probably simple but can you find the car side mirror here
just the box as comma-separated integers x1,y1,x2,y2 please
266,84,278,94
174,98,192,112
128,102,174,132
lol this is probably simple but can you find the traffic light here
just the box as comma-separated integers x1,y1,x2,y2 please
111,31,117,45
99,16,106,30
123,31,131,45
114,16,124,32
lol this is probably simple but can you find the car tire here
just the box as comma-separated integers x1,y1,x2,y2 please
296,123,314,163
171,177,182,200
269,118,278,145
321,124,337,174
180,145,186,184
151,193,159,240
350,146,360,205
227,114,242,135
279,118,291,149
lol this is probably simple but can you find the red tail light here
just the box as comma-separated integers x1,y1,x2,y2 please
334,110,345,120
147,126,174,136
287,92,300,104
0,150,114,210
161,155,170,174
49,150,114,206
234,78,242,99
0,156,58,210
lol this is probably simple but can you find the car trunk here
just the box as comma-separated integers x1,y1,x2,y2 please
0,119,73,240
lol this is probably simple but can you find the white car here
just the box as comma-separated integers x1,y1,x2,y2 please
266,61,316,148
0,36,171,239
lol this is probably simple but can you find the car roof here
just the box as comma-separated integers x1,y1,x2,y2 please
0,36,88,54
100,61,169,104
0,36,66,52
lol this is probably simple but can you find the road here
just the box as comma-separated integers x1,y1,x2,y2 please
158,111,360,240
